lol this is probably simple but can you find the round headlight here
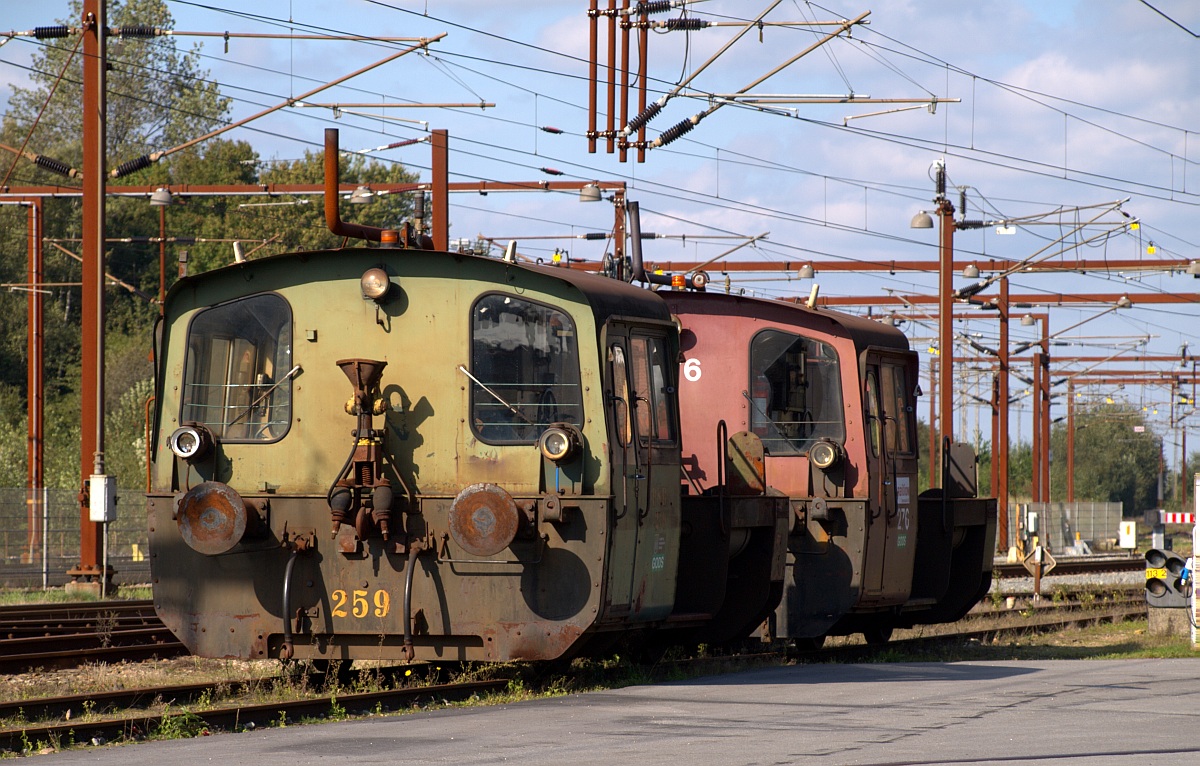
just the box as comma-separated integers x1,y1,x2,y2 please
538,424,583,463
168,424,213,461
809,439,841,470
360,267,391,301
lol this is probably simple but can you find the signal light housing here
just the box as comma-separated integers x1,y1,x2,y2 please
1145,548,1190,608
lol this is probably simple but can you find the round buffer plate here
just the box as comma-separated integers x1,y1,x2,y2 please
177,481,249,556
448,483,520,557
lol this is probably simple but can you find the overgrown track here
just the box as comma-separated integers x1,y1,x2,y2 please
800,598,1147,663
0,600,185,673
0,678,508,753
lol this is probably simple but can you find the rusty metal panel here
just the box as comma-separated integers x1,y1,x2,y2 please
725,431,766,495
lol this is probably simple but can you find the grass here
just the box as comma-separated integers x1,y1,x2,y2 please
0,586,153,606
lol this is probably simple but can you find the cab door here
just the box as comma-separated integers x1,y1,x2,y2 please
861,350,919,603
603,321,681,623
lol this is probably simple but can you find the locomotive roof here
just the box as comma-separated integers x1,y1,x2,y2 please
661,289,909,353
166,245,672,328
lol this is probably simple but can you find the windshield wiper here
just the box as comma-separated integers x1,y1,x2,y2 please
226,364,302,429
741,388,793,445
456,365,535,425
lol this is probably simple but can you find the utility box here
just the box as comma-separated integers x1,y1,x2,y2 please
1119,521,1137,550
89,474,117,523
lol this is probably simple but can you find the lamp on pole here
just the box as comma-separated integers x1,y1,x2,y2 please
911,160,990,482
149,187,172,310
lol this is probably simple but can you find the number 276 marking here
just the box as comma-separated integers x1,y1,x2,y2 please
331,589,391,618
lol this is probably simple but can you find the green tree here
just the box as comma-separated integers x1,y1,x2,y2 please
2,0,230,184
0,1,419,494
1049,403,1162,514
0,0,229,489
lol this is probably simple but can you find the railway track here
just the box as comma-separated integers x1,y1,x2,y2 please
0,558,1146,674
0,600,185,674
1,596,1151,755
797,598,1147,662
0,678,509,754
992,553,1144,578
0,553,1145,674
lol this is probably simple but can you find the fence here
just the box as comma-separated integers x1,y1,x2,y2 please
0,487,150,588
1006,501,1124,553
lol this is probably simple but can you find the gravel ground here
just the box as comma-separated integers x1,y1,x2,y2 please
989,563,1144,595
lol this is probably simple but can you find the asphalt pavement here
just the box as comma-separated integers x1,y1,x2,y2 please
32,659,1200,765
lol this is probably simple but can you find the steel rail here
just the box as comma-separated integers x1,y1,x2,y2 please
0,638,187,675
0,679,508,754
992,555,1145,579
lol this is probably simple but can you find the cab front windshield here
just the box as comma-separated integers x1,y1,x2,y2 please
469,294,583,443
749,329,844,456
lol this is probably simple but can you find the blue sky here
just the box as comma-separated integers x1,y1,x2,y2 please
3,0,1200,463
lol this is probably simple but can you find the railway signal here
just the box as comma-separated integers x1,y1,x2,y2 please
1144,548,1190,608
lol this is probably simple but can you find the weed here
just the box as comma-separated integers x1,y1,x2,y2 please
95,612,118,649
194,687,213,708
328,692,347,721
154,705,208,740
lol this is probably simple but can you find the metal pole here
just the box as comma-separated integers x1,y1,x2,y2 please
929,357,937,492
41,486,49,590
636,5,648,163
1067,380,1076,502
158,204,166,309
78,0,107,585
606,0,616,153
25,199,44,566
618,0,629,163
587,0,597,154
431,129,449,251
997,277,1011,550
1032,349,1043,503
1041,320,1052,501
936,176,955,484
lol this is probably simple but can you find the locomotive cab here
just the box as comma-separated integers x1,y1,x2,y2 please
663,291,996,646
148,247,694,663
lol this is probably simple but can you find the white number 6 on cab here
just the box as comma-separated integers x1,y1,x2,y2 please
683,358,702,382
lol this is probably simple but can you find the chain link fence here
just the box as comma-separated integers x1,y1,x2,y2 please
0,487,151,588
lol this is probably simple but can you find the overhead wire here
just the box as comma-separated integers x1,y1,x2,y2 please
2,3,1190,336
